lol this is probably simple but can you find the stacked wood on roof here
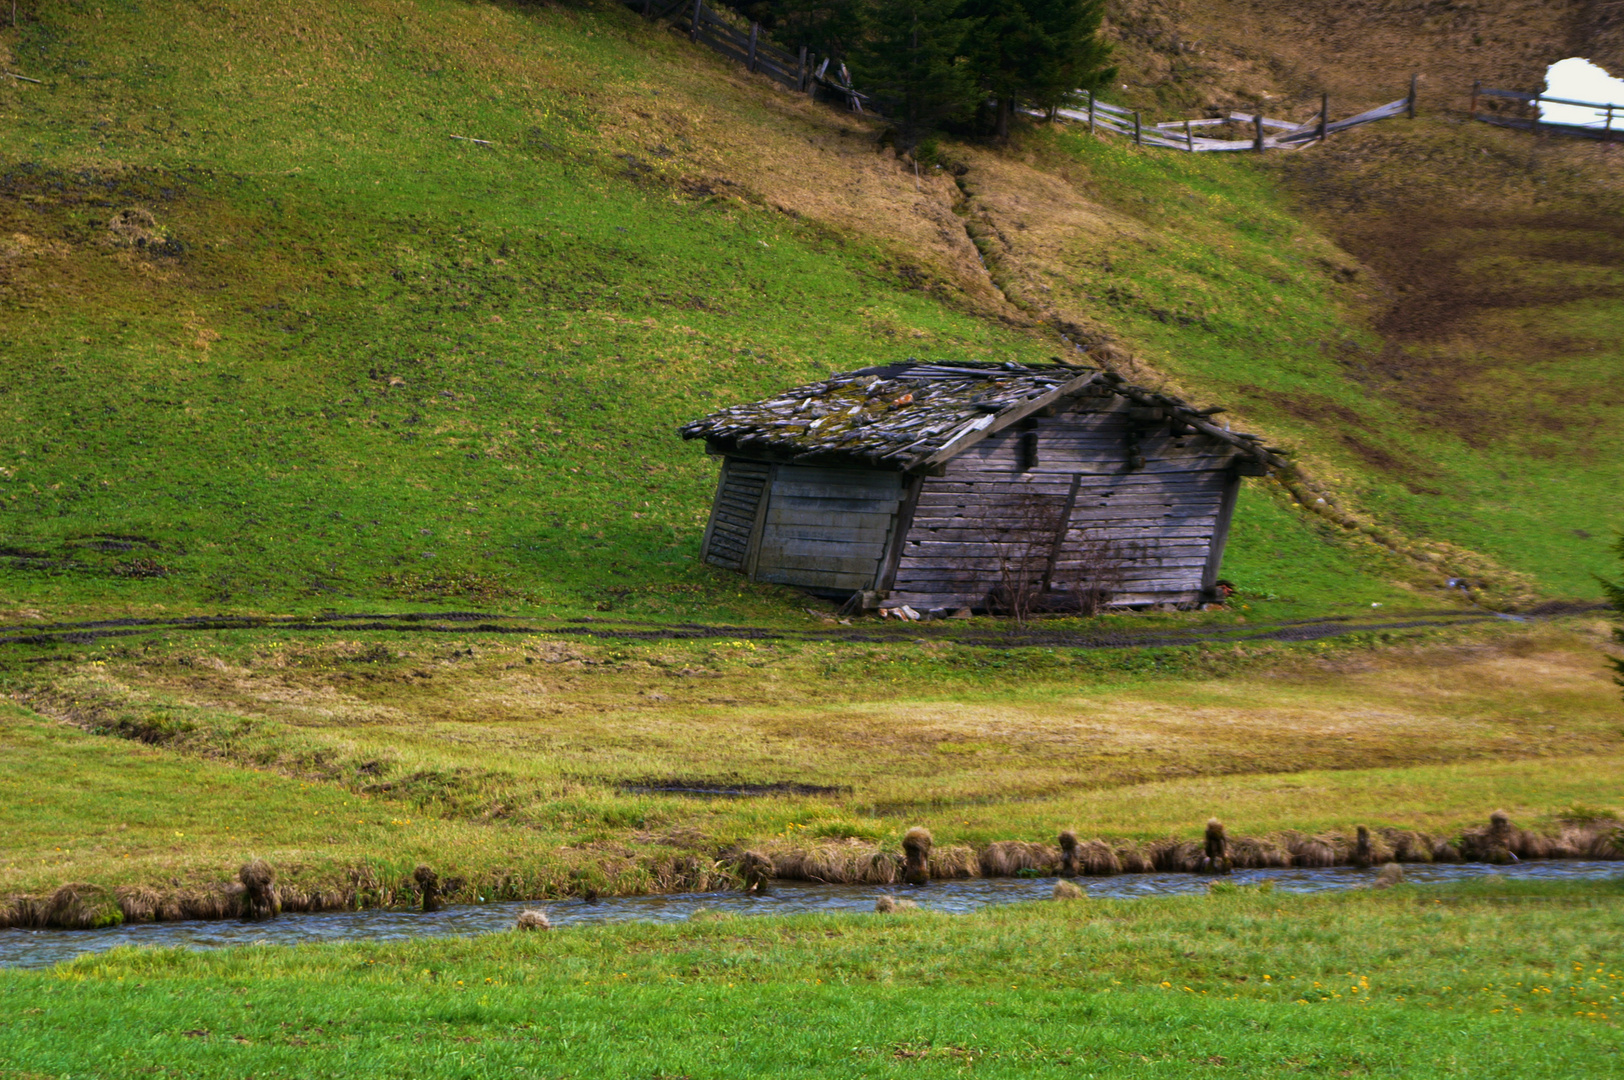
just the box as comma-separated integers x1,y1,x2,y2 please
679,361,1286,613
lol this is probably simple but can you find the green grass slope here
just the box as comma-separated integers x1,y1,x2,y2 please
0,0,1615,621
0,0,1052,617
1009,119,1624,602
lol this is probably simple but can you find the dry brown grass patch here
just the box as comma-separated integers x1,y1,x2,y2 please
927,845,980,880
515,908,551,931
768,839,902,886
979,840,1057,877
1282,833,1339,869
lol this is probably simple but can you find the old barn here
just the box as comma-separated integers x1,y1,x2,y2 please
680,361,1285,614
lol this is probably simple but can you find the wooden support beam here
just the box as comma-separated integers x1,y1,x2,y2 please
746,22,759,72
1319,92,1328,141
1040,473,1084,592
1201,471,1242,594
1408,72,1418,119
1134,111,1142,145
690,0,701,42
1253,113,1264,152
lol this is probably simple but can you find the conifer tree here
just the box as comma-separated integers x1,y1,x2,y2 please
851,0,979,145
957,0,1115,138
739,1,866,63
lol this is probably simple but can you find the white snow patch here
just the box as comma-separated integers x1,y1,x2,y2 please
1540,58,1624,128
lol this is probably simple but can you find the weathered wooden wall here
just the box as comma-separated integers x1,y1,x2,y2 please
700,457,770,572
887,402,1240,610
752,465,903,593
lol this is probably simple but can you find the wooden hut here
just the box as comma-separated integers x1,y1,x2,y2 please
679,361,1285,614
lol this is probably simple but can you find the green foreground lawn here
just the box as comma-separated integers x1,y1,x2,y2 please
4,879,1622,1077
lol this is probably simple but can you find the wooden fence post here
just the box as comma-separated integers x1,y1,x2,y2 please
1318,92,1328,141
1469,79,1479,121
746,22,759,73
1134,111,1142,145
1253,113,1264,152
1185,118,1194,151
1408,73,1417,119
690,0,701,42
1088,90,1095,134
1532,91,1541,134
1607,103,1616,141
798,45,807,92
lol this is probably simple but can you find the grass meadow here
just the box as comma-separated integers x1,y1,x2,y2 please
3,617,1618,906
2,0,1623,1068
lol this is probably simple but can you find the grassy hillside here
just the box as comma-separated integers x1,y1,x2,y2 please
0,0,1059,617
10,0,1601,621
4,7,1622,1063
981,120,1624,601
1104,0,1624,115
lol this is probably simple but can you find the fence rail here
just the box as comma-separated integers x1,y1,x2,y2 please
625,0,1418,151
624,0,869,111
1051,78,1417,152
1468,81,1623,142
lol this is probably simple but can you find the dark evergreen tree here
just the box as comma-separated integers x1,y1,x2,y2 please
850,0,979,145
720,0,866,63
958,0,1115,138
1025,0,1115,114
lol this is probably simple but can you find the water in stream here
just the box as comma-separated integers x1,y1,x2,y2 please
2,860,1616,970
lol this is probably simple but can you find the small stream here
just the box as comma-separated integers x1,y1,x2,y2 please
2,860,1617,970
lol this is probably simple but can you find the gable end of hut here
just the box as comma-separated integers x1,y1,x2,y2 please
885,394,1245,612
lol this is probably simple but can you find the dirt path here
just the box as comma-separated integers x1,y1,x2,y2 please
0,608,1526,653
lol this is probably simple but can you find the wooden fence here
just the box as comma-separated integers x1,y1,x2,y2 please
625,0,1422,151
1050,77,1418,152
1469,81,1624,142
622,0,869,111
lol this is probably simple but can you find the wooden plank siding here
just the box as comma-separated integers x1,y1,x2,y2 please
747,462,903,593
887,408,1240,610
701,458,771,572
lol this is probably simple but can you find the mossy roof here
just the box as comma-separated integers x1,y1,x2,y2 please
679,360,1287,472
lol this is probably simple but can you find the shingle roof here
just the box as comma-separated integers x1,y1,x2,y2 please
679,360,1287,471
